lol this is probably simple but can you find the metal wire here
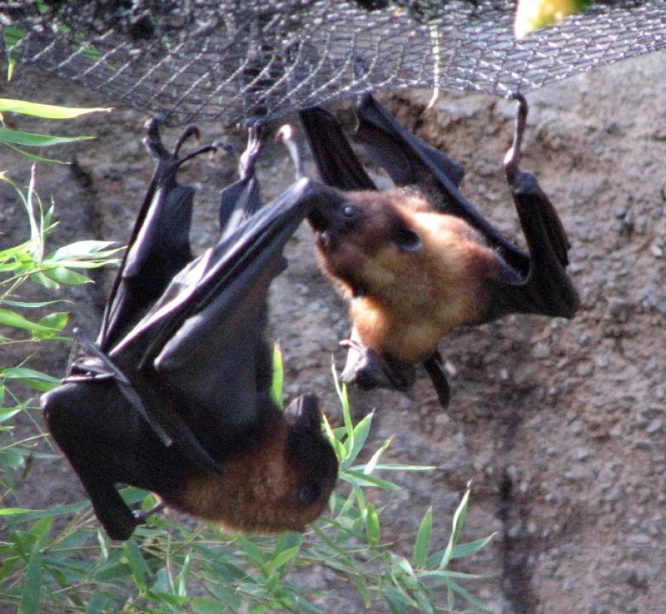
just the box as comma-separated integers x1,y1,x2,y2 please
1,1,664,125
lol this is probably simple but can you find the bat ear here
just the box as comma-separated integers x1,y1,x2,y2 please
284,394,322,433
393,223,422,252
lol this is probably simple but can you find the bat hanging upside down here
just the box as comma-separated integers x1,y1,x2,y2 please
42,120,338,540
298,93,580,407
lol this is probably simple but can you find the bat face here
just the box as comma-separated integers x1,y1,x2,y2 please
308,187,501,362
43,121,338,539
300,94,579,405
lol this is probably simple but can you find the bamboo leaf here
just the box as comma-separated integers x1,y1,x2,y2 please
0,126,94,147
18,541,42,614
413,507,432,567
0,98,112,118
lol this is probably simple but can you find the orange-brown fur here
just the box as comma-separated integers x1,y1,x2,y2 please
164,420,326,532
316,190,505,363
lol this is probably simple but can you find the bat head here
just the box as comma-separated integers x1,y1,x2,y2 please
162,393,337,534
307,187,424,297
283,394,338,511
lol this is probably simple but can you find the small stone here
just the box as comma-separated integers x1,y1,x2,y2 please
646,419,663,434
532,342,551,359
574,446,591,461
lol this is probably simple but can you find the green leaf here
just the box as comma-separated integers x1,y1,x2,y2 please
452,489,470,545
28,271,60,290
0,309,58,333
1,367,60,384
342,469,401,491
267,546,300,572
38,311,70,330
3,26,24,50
0,507,33,515
344,412,373,467
448,579,494,612
236,535,267,567
362,434,389,475
18,540,42,614
271,342,284,409
0,141,72,163
364,503,380,546
440,488,470,570
47,239,121,260
0,126,94,147
382,585,417,612
33,312,70,339
0,406,21,423
419,570,485,581
191,598,228,614
0,98,113,118
452,533,497,559
413,507,432,567
41,266,92,285
85,591,110,614
122,539,150,590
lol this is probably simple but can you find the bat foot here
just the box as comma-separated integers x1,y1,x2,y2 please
504,92,529,184
143,119,218,170
422,353,450,409
340,336,416,392
238,125,262,179
133,500,166,526
276,123,305,180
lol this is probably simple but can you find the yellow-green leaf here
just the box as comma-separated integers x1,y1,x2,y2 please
515,0,590,38
0,98,112,118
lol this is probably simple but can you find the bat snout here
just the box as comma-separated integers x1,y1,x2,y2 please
307,206,331,233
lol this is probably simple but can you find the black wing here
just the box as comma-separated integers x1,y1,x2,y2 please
487,93,579,319
43,123,318,539
99,120,216,351
354,94,528,273
217,126,264,240
299,106,376,191
112,178,315,440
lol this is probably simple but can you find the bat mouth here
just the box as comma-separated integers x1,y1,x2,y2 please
307,209,334,252
307,207,331,233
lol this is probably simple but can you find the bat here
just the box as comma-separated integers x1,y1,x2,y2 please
299,93,580,407
42,120,338,541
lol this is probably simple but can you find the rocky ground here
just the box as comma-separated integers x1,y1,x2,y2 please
2,49,666,613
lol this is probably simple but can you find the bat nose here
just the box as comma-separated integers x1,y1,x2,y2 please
307,206,330,232
299,482,323,505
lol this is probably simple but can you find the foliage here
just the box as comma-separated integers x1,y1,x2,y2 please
0,98,112,162
1,355,496,613
0,98,121,498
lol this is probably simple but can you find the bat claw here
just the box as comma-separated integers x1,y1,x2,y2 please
143,119,216,169
276,123,305,179
174,125,201,157
504,92,529,184
422,353,450,409
340,335,416,392
133,500,166,525
238,125,262,179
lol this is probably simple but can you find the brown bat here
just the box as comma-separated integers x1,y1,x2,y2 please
42,121,338,540
298,93,580,407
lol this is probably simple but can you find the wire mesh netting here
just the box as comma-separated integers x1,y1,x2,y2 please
1,1,665,125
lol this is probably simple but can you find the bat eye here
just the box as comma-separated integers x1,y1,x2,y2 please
299,482,323,505
342,204,360,219
395,227,422,252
